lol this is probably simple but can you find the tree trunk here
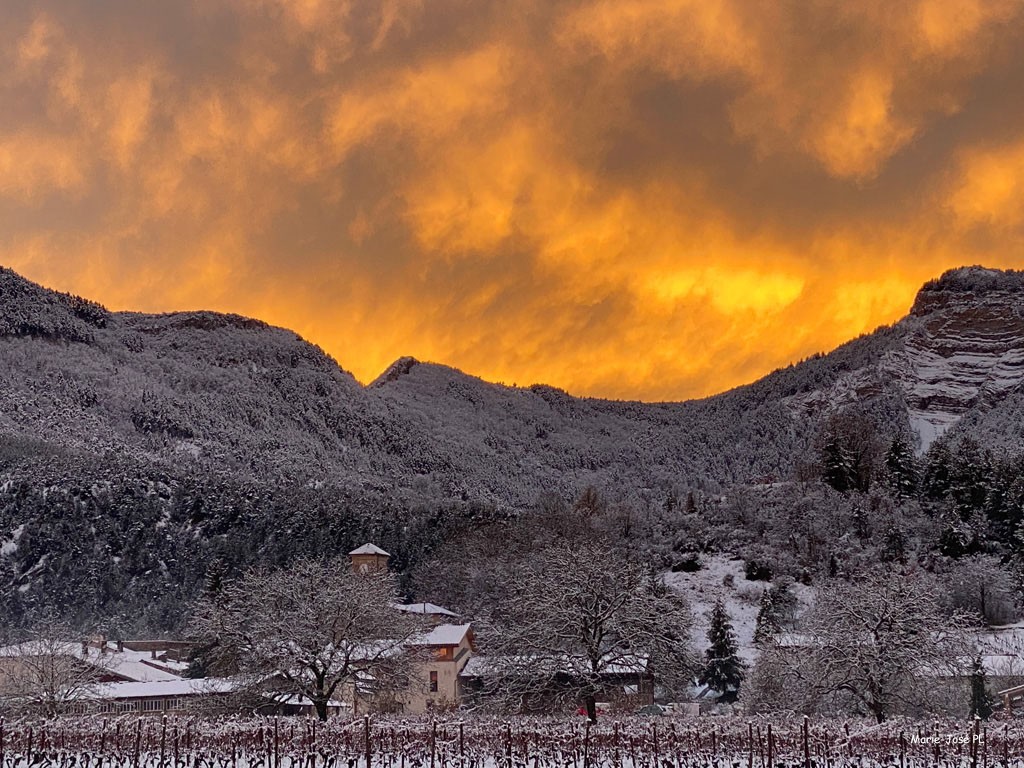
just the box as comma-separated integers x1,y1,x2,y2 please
584,694,597,724
314,697,329,722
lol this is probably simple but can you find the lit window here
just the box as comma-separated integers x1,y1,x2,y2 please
429,671,438,693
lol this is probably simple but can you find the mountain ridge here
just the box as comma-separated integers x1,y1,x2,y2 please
3,264,1024,631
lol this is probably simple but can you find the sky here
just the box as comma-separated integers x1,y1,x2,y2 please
2,1,1024,401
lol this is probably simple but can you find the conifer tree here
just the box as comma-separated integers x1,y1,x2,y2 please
753,588,780,644
699,601,745,701
969,654,993,720
884,436,919,500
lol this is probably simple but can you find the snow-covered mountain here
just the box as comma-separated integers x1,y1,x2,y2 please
2,265,1024,495
2,264,1024,631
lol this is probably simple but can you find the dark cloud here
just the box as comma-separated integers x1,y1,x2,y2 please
3,0,1024,400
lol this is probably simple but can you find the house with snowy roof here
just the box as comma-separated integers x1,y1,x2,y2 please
402,622,475,713
458,653,654,712
393,602,460,625
0,636,191,686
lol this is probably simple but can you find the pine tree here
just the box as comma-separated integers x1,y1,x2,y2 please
822,438,853,493
699,601,745,701
969,654,993,720
753,589,779,644
884,436,919,500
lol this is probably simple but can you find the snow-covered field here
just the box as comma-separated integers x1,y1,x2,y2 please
1,715,1022,767
664,554,815,666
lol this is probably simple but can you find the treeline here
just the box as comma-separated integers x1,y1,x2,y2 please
0,452,503,638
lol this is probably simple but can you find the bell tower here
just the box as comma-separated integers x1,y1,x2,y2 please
349,543,390,573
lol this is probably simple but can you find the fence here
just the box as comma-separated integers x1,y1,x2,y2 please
0,714,1022,768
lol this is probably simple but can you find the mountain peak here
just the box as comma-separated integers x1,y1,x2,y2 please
911,265,1024,315
0,266,109,343
369,356,420,388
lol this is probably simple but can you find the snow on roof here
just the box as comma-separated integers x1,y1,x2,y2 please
460,653,648,678
0,642,187,682
94,678,235,700
394,602,458,617
409,623,472,646
349,543,390,556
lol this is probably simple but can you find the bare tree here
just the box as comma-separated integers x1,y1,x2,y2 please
0,625,112,717
190,558,421,720
748,569,973,722
478,542,695,721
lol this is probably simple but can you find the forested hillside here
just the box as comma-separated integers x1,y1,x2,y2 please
2,265,1024,634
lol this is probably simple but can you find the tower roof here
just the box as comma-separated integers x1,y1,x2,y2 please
349,543,390,556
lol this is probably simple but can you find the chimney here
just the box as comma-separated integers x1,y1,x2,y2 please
116,639,124,652
151,649,157,659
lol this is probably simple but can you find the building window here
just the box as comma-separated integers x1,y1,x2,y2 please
429,671,438,693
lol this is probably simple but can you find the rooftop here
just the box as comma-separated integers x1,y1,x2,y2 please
409,623,472,647
393,602,458,617
349,543,390,556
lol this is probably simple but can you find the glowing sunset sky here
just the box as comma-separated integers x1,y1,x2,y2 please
3,1,1024,400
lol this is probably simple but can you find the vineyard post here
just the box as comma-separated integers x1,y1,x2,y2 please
652,723,658,768
614,721,620,768
0,716,4,768
844,723,851,758
933,722,940,765
160,716,167,768
27,726,33,762
431,720,437,768
311,718,317,767
231,729,237,768
972,717,980,768
747,722,753,768
364,716,371,768
459,722,464,764
669,722,677,768
767,724,773,768
899,731,905,768
133,718,141,768
505,724,512,768
803,715,810,768
712,726,717,758
756,726,763,768
583,721,591,768
1004,724,1008,767
982,725,987,768
275,716,281,768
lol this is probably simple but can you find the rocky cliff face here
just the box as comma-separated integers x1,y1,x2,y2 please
782,267,1024,452
894,268,1024,449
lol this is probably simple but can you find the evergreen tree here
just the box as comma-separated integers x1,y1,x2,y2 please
822,438,853,493
753,588,780,644
949,438,993,517
699,601,745,701
884,436,919,500
923,438,953,501
882,522,907,564
685,491,699,515
969,654,993,720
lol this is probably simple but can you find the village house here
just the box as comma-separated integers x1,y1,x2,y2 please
457,654,655,713
0,636,192,687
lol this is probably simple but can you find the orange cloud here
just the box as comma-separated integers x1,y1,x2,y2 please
2,1,1024,401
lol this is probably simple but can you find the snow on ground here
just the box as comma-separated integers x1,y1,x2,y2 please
664,554,815,664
